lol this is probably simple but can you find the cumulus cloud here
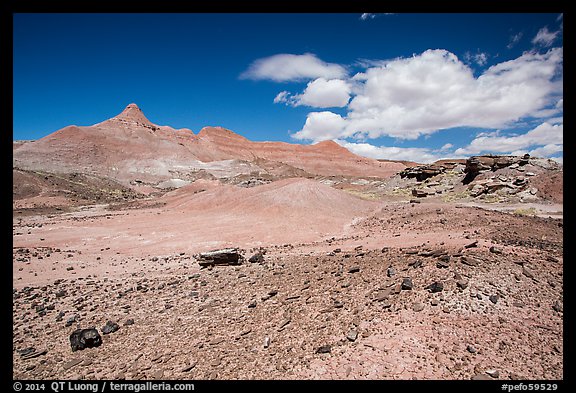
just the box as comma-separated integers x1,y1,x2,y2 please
276,78,351,108
292,48,562,142
336,140,463,164
291,111,347,141
339,119,563,163
240,53,347,82
527,143,563,157
454,121,563,156
247,45,562,162
532,27,559,47
298,78,351,107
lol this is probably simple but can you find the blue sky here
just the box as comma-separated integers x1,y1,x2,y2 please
13,13,563,163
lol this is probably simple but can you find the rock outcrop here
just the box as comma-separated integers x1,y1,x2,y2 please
400,161,463,182
463,154,531,184
394,154,561,204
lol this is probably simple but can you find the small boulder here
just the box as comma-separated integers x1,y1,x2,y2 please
471,374,491,380
248,252,264,263
65,315,78,327
412,189,428,198
101,320,120,335
522,266,535,279
411,259,423,268
197,248,243,267
315,345,332,354
436,260,450,269
70,328,102,352
346,330,358,342
456,279,469,290
489,246,503,254
401,277,413,290
426,281,444,293
552,300,563,313
461,256,480,267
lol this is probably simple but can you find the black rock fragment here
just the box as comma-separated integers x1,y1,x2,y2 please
70,328,102,352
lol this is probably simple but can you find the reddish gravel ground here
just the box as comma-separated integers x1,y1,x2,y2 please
12,179,563,381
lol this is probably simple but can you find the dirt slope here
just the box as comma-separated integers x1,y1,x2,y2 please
13,178,379,258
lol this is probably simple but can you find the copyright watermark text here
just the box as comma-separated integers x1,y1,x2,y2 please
13,382,195,393
501,384,558,391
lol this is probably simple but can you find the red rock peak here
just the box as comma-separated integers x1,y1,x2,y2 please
113,103,155,127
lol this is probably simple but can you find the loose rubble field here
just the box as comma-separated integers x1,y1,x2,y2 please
13,197,563,380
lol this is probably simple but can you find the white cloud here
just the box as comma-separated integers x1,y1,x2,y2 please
550,156,562,165
360,13,376,20
507,32,523,49
248,47,562,163
273,91,291,104
454,121,563,156
240,53,347,82
292,111,347,141
359,13,394,21
338,119,563,162
298,78,351,108
555,99,563,109
464,51,489,66
336,140,465,164
532,27,559,47
557,14,563,31
292,48,562,142
474,52,488,66
546,116,563,125
276,78,351,108
528,144,563,157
